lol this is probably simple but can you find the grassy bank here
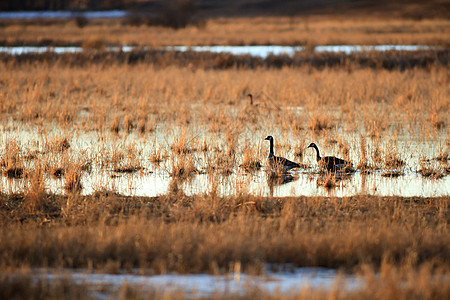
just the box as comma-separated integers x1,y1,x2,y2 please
1,16,449,48
1,193,448,273
0,192,448,299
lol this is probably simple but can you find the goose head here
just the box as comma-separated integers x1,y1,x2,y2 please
264,136,274,141
307,143,317,149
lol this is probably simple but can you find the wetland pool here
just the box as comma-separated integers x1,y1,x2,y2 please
0,44,434,58
18,266,362,299
1,118,448,198
2,163,449,198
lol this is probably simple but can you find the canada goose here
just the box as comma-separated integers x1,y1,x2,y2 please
247,94,254,106
307,143,351,171
265,136,301,171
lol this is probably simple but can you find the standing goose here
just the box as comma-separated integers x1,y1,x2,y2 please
307,143,351,171
265,136,301,171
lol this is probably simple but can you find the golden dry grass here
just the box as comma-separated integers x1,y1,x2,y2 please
0,16,449,47
0,192,448,272
1,63,447,134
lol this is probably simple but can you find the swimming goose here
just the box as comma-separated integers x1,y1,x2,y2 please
265,136,301,171
307,143,351,171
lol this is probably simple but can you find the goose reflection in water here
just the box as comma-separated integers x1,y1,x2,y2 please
267,174,298,197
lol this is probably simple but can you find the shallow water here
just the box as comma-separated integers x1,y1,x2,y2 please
2,160,448,198
1,120,448,198
0,44,433,58
0,10,127,19
167,45,433,57
28,266,361,298
0,46,133,55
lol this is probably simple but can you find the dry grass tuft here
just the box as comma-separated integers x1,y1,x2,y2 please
46,137,70,153
368,120,386,139
206,155,234,176
240,160,262,172
48,167,64,178
81,39,106,50
170,155,200,179
124,115,134,131
225,126,238,157
240,143,261,172
381,170,404,177
24,164,47,212
357,136,371,170
294,143,304,159
200,139,209,152
428,113,445,130
384,152,404,169
417,167,444,179
434,152,449,163
308,114,332,133
149,148,166,165
171,131,192,155
1,141,25,178
110,117,120,133
64,163,83,192
317,172,338,188
137,119,146,134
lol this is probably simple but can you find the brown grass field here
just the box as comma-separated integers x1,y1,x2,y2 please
0,4,449,298
1,16,449,47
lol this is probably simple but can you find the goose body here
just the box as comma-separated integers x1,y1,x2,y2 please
265,136,300,171
307,143,351,171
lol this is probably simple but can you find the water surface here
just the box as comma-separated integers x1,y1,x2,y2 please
29,266,361,298
1,113,448,198
0,44,434,58
0,10,127,19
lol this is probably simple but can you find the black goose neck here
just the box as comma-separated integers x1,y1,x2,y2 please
269,139,274,157
313,144,321,161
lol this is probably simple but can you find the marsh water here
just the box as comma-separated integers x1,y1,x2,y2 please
23,266,362,299
1,121,448,198
0,44,433,57
3,166,448,198
0,10,128,19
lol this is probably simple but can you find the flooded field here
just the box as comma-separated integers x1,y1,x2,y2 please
1,118,448,198
0,10,127,19
0,44,434,57
0,9,448,299
20,266,362,299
